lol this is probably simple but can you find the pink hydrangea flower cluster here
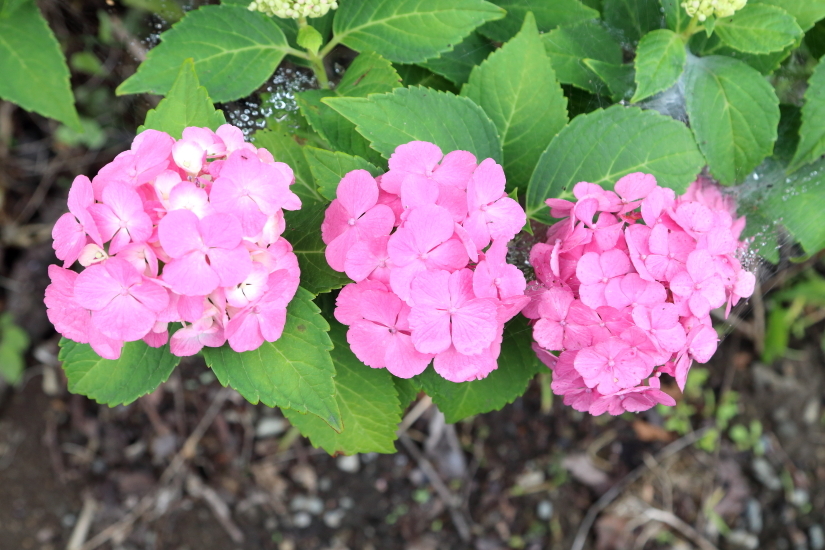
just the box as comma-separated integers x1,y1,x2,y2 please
526,174,755,416
322,141,529,382
45,125,302,360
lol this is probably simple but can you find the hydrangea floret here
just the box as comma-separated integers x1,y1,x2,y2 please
322,141,529,383
681,0,747,21
526,174,755,416
248,0,338,19
46,125,302,360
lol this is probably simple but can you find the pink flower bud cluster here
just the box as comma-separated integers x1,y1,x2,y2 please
45,126,302,360
322,141,529,382
526,174,756,416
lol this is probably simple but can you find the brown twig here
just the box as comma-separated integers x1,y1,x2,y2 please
79,387,232,550
570,426,713,550
643,507,720,550
398,433,472,542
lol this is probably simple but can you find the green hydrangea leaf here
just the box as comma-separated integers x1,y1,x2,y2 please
738,157,825,259
117,5,291,102
462,12,568,191
297,52,400,166
542,20,623,94
394,64,458,92
714,4,802,55
336,51,403,96
282,202,351,295
58,338,180,406
660,0,692,32
583,59,635,101
304,147,382,201
631,28,687,102
752,0,825,32
526,105,704,222
332,0,504,64
324,86,503,162
414,317,544,423
478,0,599,42
138,59,226,139
789,56,825,172
419,32,494,86
602,0,664,44
684,55,780,185
283,321,402,454
0,0,80,129
202,288,342,431
0,313,28,385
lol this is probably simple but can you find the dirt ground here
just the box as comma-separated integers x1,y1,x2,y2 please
1,2,825,550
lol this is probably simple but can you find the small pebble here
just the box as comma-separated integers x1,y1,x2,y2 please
256,417,288,438
810,525,825,550
790,488,810,508
336,455,360,473
290,495,324,515
362,452,379,463
537,500,553,520
726,530,759,550
323,509,346,529
293,511,311,528
515,470,545,490
61,514,76,528
319,477,332,492
804,399,821,426
752,457,782,491
745,498,762,533
339,496,354,510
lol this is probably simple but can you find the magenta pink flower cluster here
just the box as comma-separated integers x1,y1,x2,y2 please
322,141,529,382
526,174,755,415
45,125,302,360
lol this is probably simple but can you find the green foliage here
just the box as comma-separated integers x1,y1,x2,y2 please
0,0,80,129
541,20,623,94
526,105,704,222
138,59,226,138
283,322,402,454
789,56,825,172
631,29,687,102
714,4,802,55
420,32,494,86
0,313,28,385
752,0,825,31
739,157,825,259
660,0,691,32
117,5,291,102
296,51,401,166
202,288,342,431
462,13,568,190
331,0,504,63
325,86,503,162
602,0,663,44
684,55,780,185
304,147,382,201
414,317,544,423
583,59,635,101
478,0,600,42
59,338,180,406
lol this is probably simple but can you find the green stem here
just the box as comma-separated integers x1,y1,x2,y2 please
680,14,701,42
318,35,341,61
297,16,330,89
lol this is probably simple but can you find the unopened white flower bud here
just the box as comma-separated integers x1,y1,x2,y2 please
249,0,338,19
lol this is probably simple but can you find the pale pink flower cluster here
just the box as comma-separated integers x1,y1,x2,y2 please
526,174,755,415
322,141,529,382
45,126,302,359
